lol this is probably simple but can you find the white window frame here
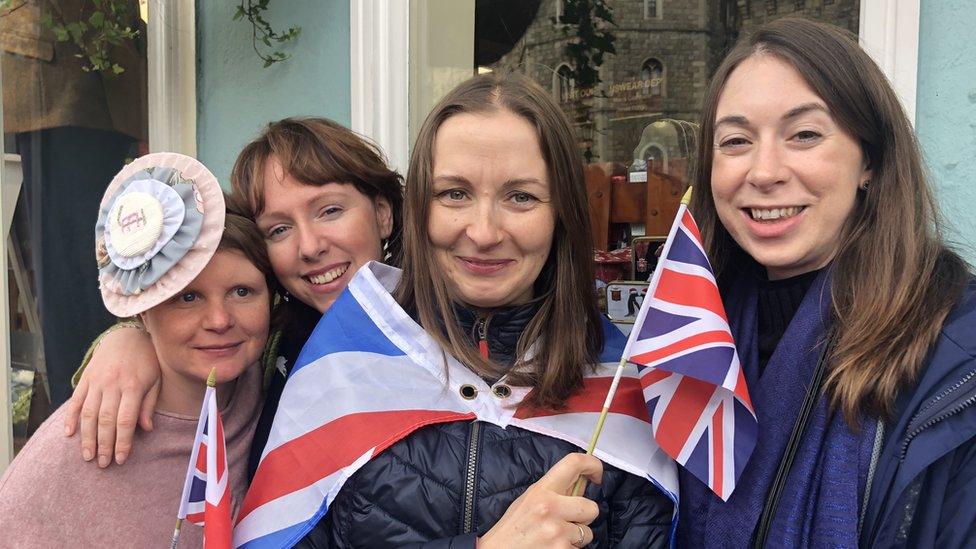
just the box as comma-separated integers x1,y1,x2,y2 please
148,0,197,155
859,0,920,123
0,0,197,470
350,0,411,176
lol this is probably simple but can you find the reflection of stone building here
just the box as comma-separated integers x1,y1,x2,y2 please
486,0,859,176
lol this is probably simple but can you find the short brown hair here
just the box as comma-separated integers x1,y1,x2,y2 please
690,17,970,423
396,72,603,410
220,192,277,303
229,116,404,265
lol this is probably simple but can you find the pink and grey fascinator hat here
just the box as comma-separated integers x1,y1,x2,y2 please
95,152,225,317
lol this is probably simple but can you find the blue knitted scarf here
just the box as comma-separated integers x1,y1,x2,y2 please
677,264,876,547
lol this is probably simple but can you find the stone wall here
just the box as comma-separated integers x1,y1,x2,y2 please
487,0,858,173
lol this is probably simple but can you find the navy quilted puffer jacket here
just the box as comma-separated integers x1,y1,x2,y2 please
295,419,673,548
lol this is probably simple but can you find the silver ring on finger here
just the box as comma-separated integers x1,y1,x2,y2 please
572,522,585,548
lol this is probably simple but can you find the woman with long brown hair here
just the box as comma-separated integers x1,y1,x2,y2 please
278,72,674,547
682,17,975,547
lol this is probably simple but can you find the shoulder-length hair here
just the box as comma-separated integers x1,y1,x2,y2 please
230,117,405,341
396,72,603,410
690,17,970,424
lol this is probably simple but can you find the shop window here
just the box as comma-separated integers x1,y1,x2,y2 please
1,0,149,458
641,58,665,97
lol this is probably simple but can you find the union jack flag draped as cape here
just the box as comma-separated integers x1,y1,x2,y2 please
177,382,233,548
626,200,757,501
234,262,678,548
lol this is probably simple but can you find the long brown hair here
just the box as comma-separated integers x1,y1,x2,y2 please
396,72,603,409
690,17,970,423
229,117,405,340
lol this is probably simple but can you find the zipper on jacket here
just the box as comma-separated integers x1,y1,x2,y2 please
462,421,482,533
899,368,976,460
476,317,490,359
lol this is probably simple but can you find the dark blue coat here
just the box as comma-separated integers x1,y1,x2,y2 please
860,282,976,547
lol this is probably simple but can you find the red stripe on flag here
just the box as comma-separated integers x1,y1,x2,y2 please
204,490,233,548
655,376,714,457
629,330,735,366
681,211,703,242
654,269,728,323
238,409,475,522
513,376,650,423
639,368,672,389
733,367,754,411
196,441,208,472
711,401,724,498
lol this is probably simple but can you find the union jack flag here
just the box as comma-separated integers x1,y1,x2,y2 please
177,381,233,548
233,262,678,548
625,195,757,501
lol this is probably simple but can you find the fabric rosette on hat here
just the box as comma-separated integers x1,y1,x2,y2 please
95,152,225,317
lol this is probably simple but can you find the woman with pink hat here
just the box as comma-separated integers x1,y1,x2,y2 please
65,118,403,481
0,153,275,546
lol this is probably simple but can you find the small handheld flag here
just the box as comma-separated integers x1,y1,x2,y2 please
576,187,757,501
172,368,233,548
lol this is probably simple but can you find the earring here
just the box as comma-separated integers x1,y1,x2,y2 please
859,180,870,191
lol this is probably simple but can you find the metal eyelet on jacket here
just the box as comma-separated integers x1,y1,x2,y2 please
492,384,512,399
460,384,478,400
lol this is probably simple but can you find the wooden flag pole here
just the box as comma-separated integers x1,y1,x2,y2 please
170,518,184,549
571,355,629,496
571,187,694,497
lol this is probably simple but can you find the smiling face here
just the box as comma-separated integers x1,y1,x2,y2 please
141,250,270,391
428,109,556,309
255,156,392,313
711,54,871,280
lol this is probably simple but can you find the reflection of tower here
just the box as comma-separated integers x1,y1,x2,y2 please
633,118,699,180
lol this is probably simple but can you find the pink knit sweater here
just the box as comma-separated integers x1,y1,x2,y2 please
0,363,263,547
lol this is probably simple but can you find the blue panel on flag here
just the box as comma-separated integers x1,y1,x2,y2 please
599,317,627,362
294,289,406,376
238,519,311,549
646,395,661,422
669,229,710,270
684,431,709,480
733,399,757,479
660,346,735,387
637,308,698,340
189,475,206,503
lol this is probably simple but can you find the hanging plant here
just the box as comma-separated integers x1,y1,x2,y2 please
0,0,141,74
234,0,302,68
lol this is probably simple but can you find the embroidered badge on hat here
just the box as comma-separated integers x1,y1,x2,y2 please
108,192,165,257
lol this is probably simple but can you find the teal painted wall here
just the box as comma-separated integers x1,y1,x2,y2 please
917,1,976,264
196,1,350,186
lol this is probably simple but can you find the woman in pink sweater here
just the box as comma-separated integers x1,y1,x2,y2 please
0,154,273,547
